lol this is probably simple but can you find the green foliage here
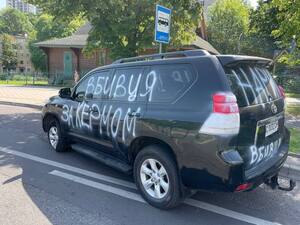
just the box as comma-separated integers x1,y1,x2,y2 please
29,14,84,72
33,14,84,40
289,128,300,153
0,8,33,35
207,0,250,54
272,0,300,66
243,0,279,58
0,34,18,71
28,0,202,59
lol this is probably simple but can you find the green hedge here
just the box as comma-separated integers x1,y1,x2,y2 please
275,75,300,94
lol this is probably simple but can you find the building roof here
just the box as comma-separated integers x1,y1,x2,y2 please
74,23,92,35
190,36,219,55
35,22,219,54
34,34,88,48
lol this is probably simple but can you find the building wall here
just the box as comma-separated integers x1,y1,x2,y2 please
15,36,34,73
48,48,110,80
48,48,76,75
79,51,99,75
0,35,34,73
6,0,36,14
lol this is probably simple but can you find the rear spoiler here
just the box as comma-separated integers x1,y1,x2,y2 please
217,55,273,67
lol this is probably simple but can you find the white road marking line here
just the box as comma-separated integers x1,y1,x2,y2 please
49,170,144,203
50,170,278,225
0,147,279,225
184,199,280,225
0,147,136,189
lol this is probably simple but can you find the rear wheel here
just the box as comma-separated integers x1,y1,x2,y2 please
134,145,183,209
47,119,68,152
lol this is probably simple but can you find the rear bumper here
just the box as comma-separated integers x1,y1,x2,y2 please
180,129,290,192
242,143,288,191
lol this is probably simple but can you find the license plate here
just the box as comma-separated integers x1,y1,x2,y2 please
265,120,278,137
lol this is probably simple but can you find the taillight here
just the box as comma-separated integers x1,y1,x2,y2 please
199,92,240,135
278,85,286,98
213,93,239,114
235,183,253,192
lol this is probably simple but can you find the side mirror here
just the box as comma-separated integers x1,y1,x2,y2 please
59,88,71,99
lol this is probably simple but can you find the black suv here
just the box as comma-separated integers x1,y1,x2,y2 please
42,50,294,209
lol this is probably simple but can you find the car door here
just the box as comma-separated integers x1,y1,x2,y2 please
100,66,149,160
82,69,114,151
67,72,98,143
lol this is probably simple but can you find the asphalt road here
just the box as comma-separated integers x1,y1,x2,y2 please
0,104,299,225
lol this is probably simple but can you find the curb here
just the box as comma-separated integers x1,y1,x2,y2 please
0,101,42,110
288,152,300,159
281,164,300,182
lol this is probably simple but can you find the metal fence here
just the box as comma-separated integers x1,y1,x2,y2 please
0,72,48,85
0,72,77,87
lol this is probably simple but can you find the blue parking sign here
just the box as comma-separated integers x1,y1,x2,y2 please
155,5,171,44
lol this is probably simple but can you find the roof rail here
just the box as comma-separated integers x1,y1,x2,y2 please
113,49,211,64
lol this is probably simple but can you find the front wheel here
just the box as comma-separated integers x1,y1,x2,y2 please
47,119,68,152
134,145,183,209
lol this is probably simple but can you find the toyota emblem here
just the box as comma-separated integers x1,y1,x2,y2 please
271,103,277,114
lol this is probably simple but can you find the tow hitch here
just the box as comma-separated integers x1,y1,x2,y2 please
265,175,296,191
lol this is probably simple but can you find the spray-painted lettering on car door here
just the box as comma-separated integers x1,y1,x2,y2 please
61,70,157,141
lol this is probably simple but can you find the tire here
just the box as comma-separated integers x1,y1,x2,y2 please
47,119,68,152
134,145,183,209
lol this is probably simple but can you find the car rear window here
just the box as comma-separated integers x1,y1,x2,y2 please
149,64,195,103
225,64,281,107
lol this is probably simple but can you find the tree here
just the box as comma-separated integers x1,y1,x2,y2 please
28,0,202,59
272,0,300,66
0,8,33,35
0,34,18,72
242,0,279,58
207,0,250,54
29,14,84,72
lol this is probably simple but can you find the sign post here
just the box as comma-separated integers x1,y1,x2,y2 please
155,4,171,54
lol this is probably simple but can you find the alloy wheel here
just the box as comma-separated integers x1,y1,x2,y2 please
140,158,169,199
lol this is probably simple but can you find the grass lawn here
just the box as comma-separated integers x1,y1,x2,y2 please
0,80,48,86
289,128,300,154
286,92,300,99
287,104,300,117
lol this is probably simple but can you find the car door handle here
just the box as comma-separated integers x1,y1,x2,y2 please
128,111,141,117
89,107,99,113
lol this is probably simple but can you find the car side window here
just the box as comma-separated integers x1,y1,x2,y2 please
85,70,111,99
147,64,195,103
73,70,111,101
110,67,144,101
73,76,90,101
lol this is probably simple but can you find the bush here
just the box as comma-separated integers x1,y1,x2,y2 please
275,75,300,94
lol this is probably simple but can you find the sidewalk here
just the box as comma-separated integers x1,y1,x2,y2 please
280,156,300,182
286,97,300,105
0,85,59,108
0,84,300,182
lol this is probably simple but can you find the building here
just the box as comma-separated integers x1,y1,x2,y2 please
35,23,109,85
0,34,34,73
15,35,34,73
6,0,36,14
35,23,219,85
